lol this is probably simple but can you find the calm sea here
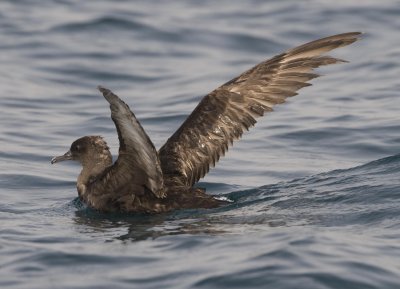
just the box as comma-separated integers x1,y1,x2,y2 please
1,1,400,288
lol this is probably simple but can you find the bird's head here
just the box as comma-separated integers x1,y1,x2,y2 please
51,136,112,167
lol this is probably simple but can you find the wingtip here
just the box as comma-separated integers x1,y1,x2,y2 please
354,31,363,41
348,31,362,35
342,31,363,43
338,31,363,38
331,31,363,45
97,85,117,104
97,85,109,94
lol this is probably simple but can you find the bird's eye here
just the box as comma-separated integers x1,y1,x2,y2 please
72,144,80,152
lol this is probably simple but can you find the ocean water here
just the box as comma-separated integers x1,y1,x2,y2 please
1,0,400,288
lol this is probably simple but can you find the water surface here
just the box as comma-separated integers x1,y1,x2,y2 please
1,1,400,288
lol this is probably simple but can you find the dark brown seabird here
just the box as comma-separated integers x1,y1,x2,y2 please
51,32,361,213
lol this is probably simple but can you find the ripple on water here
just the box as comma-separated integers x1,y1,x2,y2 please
1,1,400,289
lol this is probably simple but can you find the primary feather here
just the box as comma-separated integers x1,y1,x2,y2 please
158,32,361,187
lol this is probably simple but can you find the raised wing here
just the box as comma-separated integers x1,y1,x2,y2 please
158,32,361,187
94,86,165,198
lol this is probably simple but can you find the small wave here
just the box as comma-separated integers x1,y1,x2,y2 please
50,16,182,42
0,174,72,189
39,65,165,83
51,16,149,33
222,154,400,228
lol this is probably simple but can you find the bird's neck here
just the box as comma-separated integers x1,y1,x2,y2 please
77,150,112,195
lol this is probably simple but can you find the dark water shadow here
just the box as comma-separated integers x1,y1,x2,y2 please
72,203,229,242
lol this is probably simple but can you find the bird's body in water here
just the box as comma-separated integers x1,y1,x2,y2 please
51,32,361,213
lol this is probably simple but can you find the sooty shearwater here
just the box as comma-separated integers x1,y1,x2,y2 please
51,32,361,213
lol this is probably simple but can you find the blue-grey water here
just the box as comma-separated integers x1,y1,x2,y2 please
1,1,400,288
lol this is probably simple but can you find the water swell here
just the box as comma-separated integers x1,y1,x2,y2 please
50,16,183,43
224,154,400,228
51,16,151,33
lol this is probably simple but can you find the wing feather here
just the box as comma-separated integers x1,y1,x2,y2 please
95,86,165,198
159,32,361,187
